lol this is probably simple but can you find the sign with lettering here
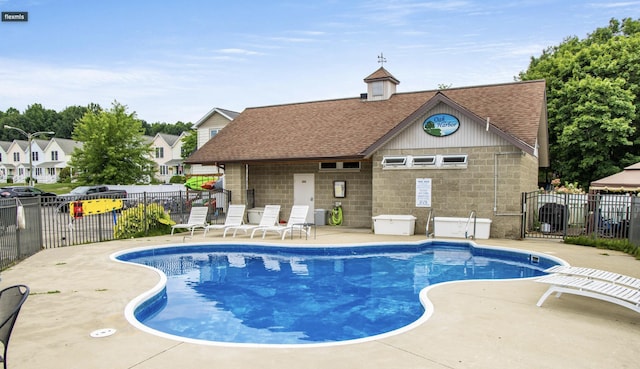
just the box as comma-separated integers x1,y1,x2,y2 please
423,113,460,137
2,12,28,22
415,178,432,208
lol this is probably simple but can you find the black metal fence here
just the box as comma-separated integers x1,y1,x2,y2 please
522,191,640,242
0,189,231,269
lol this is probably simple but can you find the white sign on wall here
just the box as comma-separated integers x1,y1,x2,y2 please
416,178,432,207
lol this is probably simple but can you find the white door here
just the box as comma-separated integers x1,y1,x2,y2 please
294,173,315,223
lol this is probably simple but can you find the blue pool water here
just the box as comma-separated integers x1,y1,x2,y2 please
115,241,560,346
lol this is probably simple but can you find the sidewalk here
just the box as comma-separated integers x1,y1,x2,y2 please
2,229,639,369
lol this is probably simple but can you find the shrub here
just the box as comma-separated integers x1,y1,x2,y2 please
169,175,185,184
564,236,640,259
114,203,175,239
58,167,71,183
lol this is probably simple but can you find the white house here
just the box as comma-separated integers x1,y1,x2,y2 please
4,140,28,183
41,138,82,183
151,132,187,183
0,141,11,182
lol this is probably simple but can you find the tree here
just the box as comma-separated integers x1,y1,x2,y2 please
69,101,156,184
181,129,197,159
143,121,193,136
519,17,640,188
57,105,89,138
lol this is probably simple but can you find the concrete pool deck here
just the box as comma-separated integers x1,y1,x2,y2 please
2,228,639,369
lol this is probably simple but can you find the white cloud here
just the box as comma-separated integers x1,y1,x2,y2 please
587,1,640,8
217,48,263,56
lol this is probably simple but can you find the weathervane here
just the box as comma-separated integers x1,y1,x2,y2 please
377,52,387,66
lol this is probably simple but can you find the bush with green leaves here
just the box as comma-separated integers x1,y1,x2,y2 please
58,167,71,183
114,203,175,239
169,175,185,184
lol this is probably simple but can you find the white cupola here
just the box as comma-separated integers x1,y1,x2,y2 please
363,67,400,101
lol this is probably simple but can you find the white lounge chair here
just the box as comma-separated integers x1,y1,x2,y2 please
171,206,209,236
251,205,309,239
224,205,281,238
536,265,640,313
203,204,246,237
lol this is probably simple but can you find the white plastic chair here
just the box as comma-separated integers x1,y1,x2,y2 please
171,207,209,236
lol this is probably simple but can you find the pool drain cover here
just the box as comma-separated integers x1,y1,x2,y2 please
90,328,116,338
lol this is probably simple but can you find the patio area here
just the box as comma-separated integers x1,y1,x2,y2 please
2,228,639,369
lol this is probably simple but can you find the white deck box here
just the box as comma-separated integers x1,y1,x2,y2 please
433,217,492,239
247,207,264,224
372,215,416,236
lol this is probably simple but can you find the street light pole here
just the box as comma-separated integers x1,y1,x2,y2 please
4,125,55,186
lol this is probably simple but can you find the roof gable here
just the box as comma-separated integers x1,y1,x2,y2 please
154,133,180,147
194,107,240,128
46,138,82,154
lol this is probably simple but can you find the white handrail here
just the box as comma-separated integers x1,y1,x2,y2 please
465,210,477,239
426,209,434,238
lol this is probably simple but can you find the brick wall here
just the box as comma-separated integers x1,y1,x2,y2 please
228,162,373,227
224,145,538,238
372,145,539,238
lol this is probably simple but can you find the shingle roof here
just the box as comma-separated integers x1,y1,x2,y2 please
364,67,400,84
157,133,180,147
186,79,547,165
52,138,82,154
194,107,240,128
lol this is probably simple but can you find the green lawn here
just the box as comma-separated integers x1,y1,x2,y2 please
36,183,76,194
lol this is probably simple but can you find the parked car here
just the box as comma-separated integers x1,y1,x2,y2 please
56,185,128,212
0,186,58,204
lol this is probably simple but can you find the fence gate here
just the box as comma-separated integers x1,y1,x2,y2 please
0,197,42,269
522,191,637,241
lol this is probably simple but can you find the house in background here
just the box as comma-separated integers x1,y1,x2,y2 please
0,138,82,183
41,138,82,183
0,141,11,182
189,107,239,176
151,132,187,183
4,140,28,183
186,67,549,238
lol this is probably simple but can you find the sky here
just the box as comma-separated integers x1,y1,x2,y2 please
1,1,639,124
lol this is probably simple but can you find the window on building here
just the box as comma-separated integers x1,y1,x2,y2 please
441,155,468,167
320,162,337,170
319,162,361,171
13,152,20,162
382,154,468,169
155,147,164,158
51,151,59,161
159,165,169,175
381,156,407,168
35,167,42,176
412,156,436,166
372,81,384,97
342,162,361,169
210,129,220,139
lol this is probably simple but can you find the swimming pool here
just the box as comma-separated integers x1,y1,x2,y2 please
113,240,563,347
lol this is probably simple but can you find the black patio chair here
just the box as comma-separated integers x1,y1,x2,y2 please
0,285,29,369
